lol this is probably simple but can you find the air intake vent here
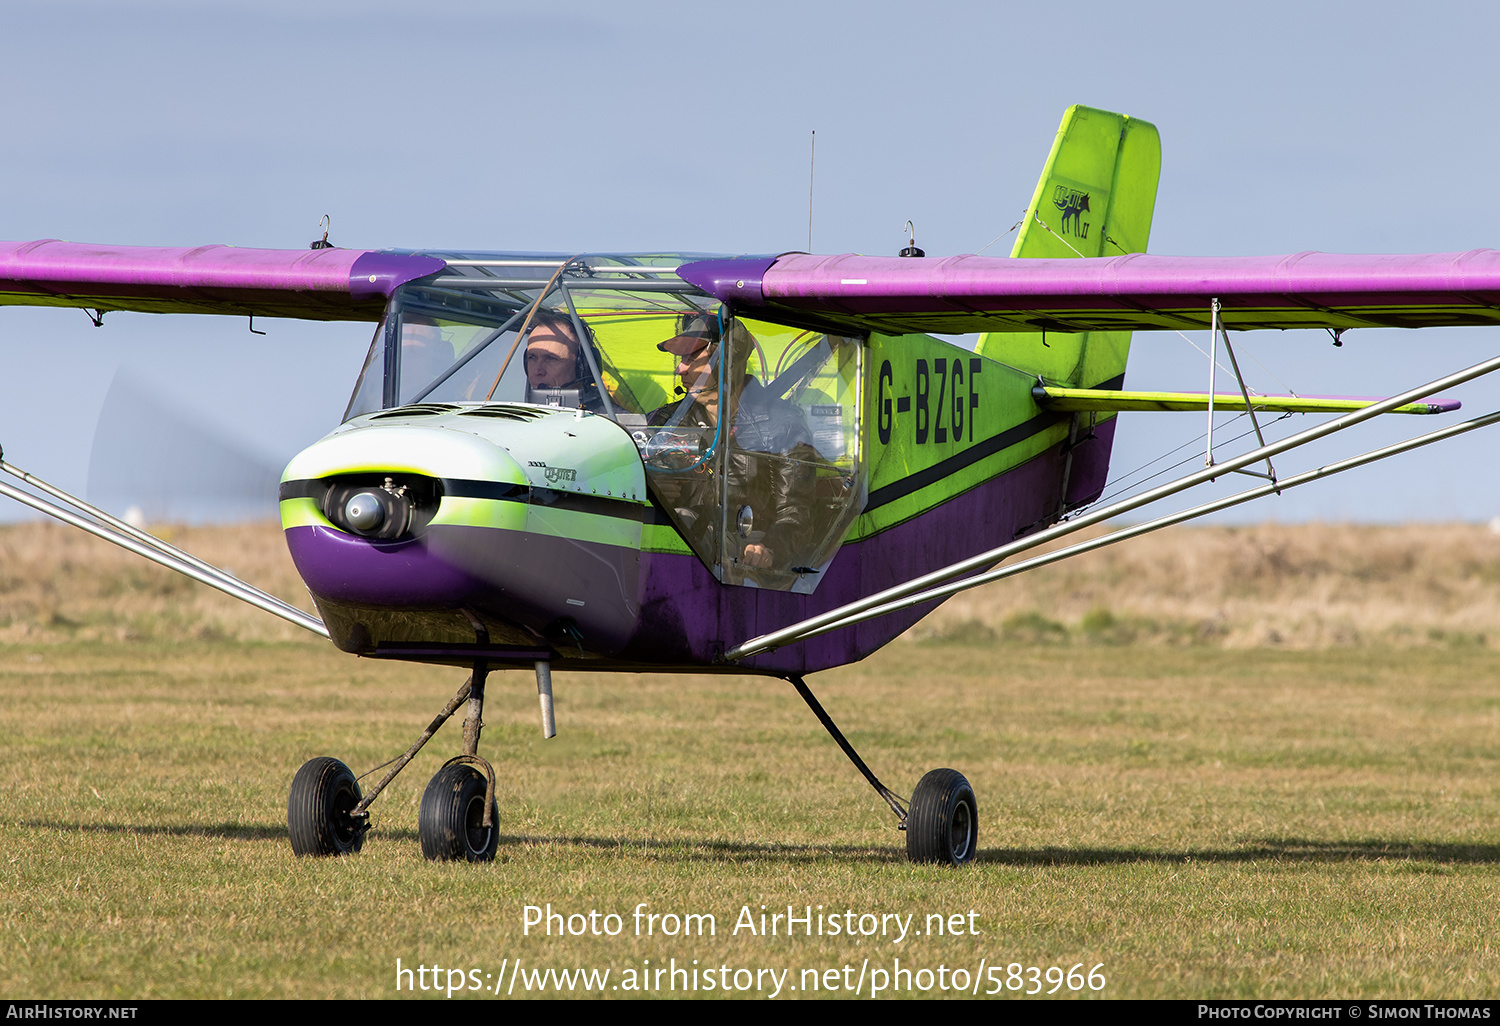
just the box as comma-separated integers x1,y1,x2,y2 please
459,405,551,421
370,404,461,420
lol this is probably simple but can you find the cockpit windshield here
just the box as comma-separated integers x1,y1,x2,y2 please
346,252,865,593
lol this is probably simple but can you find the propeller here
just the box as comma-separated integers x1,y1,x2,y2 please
87,371,286,524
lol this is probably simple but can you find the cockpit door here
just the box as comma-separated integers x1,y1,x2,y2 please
636,316,865,594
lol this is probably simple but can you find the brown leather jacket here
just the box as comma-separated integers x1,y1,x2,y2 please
646,380,817,575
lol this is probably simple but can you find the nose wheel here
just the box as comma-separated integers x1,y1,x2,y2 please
418,760,499,862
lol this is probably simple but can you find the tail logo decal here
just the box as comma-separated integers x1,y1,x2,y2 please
1052,186,1092,238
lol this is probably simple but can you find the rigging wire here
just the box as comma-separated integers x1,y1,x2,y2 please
1173,325,1303,399
973,210,1027,256
1231,337,1300,398
1027,209,1087,258
1107,413,1288,502
1083,411,1295,513
1171,327,1260,392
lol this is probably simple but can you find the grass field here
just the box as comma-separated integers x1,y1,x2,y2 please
1,523,1499,999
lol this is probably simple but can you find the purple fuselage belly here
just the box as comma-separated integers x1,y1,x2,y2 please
286,522,641,655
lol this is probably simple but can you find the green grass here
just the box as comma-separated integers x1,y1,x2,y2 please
1,639,1498,998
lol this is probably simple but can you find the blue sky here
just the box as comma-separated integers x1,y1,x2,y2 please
4,0,1500,522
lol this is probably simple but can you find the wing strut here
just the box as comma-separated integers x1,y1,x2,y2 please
0,453,328,639
1208,298,1277,484
725,351,1500,662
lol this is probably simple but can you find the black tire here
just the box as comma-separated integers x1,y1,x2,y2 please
287,756,365,856
906,768,978,866
419,764,499,862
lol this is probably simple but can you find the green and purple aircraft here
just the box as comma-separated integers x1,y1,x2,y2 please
4,105,1499,865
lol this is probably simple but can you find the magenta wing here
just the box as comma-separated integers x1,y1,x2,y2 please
679,251,1500,335
0,239,445,321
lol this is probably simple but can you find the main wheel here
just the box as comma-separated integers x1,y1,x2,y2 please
287,756,365,856
419,764,499,862
906,768,978,866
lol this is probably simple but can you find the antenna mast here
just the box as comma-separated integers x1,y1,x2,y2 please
808,130,816,252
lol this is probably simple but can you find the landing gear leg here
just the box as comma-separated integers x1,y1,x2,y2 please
286,674,475,857
419,658,499,862
787,674,978,866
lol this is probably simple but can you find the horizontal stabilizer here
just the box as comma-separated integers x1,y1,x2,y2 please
1032,385,1459,416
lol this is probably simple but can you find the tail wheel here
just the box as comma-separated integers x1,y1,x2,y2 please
287,757,365,857
906,768,978,866
419,764,499,862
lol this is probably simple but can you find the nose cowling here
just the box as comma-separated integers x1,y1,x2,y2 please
278,405,647,658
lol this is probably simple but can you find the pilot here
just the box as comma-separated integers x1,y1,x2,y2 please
648,311,816,574
523,312,609,411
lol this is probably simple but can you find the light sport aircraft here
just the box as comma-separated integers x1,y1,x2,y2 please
4,104,1500,867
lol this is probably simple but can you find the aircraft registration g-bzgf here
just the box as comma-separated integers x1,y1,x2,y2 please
5,104,1500,866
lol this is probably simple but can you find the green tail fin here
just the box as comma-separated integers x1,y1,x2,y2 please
976,105,1161,387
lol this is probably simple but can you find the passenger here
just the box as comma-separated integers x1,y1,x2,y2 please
523,312,609,411
648,312,816,573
